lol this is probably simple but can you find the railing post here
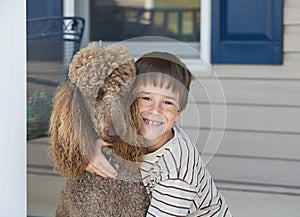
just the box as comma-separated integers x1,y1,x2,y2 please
163,10,168,35
178,10,183,40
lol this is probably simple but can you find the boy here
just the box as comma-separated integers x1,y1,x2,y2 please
88,51,232,216
134,52,231,216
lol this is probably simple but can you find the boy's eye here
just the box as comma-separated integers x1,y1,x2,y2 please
142,97,151,101
164,101,173,105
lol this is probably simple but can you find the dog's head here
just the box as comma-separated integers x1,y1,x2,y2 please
68,42,135,98
50,42,144,179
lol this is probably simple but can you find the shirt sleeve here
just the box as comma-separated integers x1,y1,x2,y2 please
146,179,195,217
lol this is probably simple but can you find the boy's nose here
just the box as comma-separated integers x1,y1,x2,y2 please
148,102,162,114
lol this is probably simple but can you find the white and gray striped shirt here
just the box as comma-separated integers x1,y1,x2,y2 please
140,124,232,217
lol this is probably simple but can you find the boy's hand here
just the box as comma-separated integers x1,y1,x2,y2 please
85,139,118,179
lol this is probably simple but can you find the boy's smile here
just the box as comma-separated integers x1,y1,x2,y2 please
136,84,182,152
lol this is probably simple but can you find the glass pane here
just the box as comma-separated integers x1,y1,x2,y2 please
89,0,200,42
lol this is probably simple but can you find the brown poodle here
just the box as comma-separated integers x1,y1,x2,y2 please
49,42,150,216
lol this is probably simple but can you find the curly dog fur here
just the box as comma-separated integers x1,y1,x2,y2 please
50,42,150,216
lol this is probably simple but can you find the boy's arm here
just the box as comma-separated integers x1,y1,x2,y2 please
85,139,118,179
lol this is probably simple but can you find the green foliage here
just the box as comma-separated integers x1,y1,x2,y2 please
27,91,53,140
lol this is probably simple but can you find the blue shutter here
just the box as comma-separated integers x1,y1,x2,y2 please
211,0,283,64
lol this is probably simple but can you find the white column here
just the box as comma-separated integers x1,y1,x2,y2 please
75,0,90,47
142,0,153,24
63,0,75,16
200,0,212,63
0,0,26,216
145,0,153,8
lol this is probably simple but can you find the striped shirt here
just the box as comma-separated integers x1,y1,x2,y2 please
140,124,232,217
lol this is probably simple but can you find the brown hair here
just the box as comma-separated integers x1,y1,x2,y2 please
135,51,194,111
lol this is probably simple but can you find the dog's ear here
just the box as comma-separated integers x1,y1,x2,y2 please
72,86,99,160
49,81,89,179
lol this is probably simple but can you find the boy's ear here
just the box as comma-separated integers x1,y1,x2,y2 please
175,110,183,122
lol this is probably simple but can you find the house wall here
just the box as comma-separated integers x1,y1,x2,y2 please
70,0,299,194
182,0,300,194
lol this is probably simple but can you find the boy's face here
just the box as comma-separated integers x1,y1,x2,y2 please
136,83,182,151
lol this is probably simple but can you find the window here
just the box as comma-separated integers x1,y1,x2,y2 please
74,0,202,59
89,0,200,42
